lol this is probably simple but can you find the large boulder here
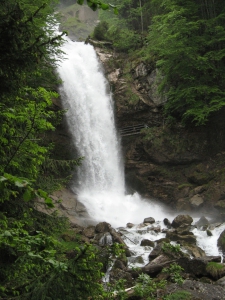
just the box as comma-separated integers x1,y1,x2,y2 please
163,279,225,300
166,231,196,244
149,243,163,260
110,268,134,288
182,243,206,258
206,261,225,280
140,239,155,247
216,275,225,287
142,254,174,276
83,225,96,238
195,216,209,227
171,215,193,228
95,222,111,233
178,256,221,277
143,217,155,224
189,194,204,208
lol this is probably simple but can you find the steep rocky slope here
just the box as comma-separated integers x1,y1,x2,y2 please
93,42,225,221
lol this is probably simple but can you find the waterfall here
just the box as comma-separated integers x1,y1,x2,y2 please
57,38,225,259
57,39,169,228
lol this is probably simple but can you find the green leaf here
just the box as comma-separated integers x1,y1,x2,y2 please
87,1,98,11
45,197,54,208
15,180,28,188
77,0,84,4
113,7,118,15
100,3,109,10
0,286,5,292
37,189,48,198
23,189,33,202
48,259,55,265
28,252,42,259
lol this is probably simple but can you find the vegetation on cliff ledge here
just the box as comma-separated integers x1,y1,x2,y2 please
94,0,225,125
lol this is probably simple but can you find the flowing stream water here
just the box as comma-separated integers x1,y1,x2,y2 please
57,39,225,265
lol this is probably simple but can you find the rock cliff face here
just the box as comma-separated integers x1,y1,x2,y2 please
94,43,225,220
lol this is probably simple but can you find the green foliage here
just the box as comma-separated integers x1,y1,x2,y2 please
0,0,69,191
0,0,65,95
0,222,105,299
164,290,192,300
0,218,63,298
97,0,154,52
93,21,109,40
112,28,141,52
0,0,79,197
0,173,55,208
125,88,139,105
162,263,184,285
0,0,99,298
134,273,166,300
162,242,181,254
78,0,118,14
145,0,225,125
0,200,109,299
0,87,57,179
38,157,83,192
104,279,128,300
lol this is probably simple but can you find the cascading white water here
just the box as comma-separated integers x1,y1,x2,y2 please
57,38,225,260
57,39,170,228
58,40,124,192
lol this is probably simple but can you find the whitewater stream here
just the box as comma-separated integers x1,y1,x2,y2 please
57,38,225,266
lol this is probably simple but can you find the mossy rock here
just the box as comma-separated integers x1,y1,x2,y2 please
206,262,225,279
217,229,225,251
165,290,192,300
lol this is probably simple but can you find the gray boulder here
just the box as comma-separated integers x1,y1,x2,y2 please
171,215,193,228
143,217,155,224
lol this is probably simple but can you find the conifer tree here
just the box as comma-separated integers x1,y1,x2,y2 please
146,0,225,125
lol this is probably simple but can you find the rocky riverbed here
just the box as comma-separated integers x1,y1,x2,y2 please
38,188,225,299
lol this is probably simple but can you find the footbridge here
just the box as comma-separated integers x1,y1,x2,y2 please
119,124,149,137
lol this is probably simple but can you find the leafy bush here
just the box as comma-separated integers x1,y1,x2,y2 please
162,242,181,254
162,263,184,285
92,21,109,40
110,27,141,52
134,273,166,300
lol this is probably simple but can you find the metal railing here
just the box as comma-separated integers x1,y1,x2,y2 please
119,124,149,137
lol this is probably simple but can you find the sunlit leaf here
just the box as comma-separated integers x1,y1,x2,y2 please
113,7,118,14
0,176,7,182
100,3,109,10
15,180,25,187
45,197,54,208
38,189,48,198
3,230,12,237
